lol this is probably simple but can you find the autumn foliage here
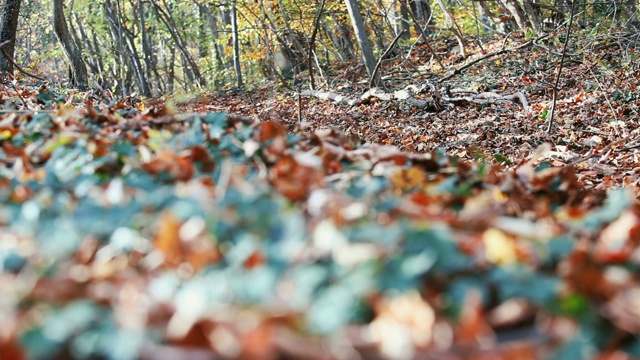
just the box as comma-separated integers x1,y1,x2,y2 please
1,33,640,359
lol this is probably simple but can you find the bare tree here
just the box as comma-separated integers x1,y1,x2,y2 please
53,0,88,89
0,0,21,74
498,0,529,33
149,0,206,88
231,0,242,87
344,0,379,86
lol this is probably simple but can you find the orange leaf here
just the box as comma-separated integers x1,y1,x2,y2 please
189,145,216,172
154,212,183,267
390,166,427,191
142,150,195,181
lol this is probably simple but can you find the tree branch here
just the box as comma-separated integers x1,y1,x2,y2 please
0,40,47,82
368,30,405,89
437,34,547,83
547,2,577,133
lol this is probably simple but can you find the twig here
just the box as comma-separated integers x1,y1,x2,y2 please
438,34,545,83
0,40,47,82
471,1,485,53
9,80,31,110
501,32,512,49
587,67,620,136
307,0,326,90
546,2,577,133
565,135,634,168
297,85,302,123
369,30,405,89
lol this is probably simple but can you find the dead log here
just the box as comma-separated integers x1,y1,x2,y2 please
302,83,529,112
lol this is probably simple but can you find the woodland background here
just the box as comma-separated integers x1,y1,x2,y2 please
1,0,640,359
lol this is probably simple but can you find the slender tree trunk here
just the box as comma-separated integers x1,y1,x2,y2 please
308,0,326,89
434,0,466,56
72,13,99,74
103,1,129,93
52,0,88,89
396,0,411,39
277,0,307,60
522,0,543,35
202,5,228,86
344,0,379,86
231,1,243,87
106,0,150,96
0,0,21,74
218,5,235,84
166,40,175,94
498,0,528,33
323,20,348,61
331,14,356,59
139,0,154,94
150,0,206,88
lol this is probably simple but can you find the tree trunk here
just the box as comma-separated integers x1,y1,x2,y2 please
522,0,543,35
396,0,411,39
201,5,229,86
139,0,154,94
150,0,206,88
498,0,528,33
323,20,349,61
344,0,379,86
104,0,150,96
166,40,175,94
231,1,243,87
52,0,88,89
0,0,21,75
433,0,466,56
72,13,99,74
331,14,356,60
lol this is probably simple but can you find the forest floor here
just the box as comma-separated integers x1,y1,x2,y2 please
176,30,640,193
2,29,640,360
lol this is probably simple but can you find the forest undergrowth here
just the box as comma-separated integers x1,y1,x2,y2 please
184,30,640,192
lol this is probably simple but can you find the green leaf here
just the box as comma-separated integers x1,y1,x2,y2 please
37,89,55,104
307,284,355,334
493,154,512,164
490,266,559,306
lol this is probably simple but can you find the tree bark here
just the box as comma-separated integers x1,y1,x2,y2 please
522,0,543,35
139,0,154,94
0,0,21,74
396,0,411,39
498,0,528,33
52,0,88,89
231,1,243,88
344,0,379,87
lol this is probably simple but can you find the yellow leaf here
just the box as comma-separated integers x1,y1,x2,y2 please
483,228,517,265
0,129,12,140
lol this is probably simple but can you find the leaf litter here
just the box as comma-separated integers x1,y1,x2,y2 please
0,34,639,359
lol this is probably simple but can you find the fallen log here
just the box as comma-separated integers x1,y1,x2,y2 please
302,83,529,112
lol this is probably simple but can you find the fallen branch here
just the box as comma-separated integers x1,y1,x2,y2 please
565,134,635,168
302,83,529,111
300,89,360,106
438,34,548,83
443,90,529,110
